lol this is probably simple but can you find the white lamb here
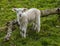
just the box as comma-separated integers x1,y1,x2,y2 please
12,8,41,38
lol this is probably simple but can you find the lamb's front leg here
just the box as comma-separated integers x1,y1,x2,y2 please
20,21,28,38
21,27,26,38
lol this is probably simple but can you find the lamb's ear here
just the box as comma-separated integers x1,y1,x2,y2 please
23,8,28,12
12,8,17,12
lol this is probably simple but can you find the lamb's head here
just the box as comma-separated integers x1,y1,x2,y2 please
12,8,27,17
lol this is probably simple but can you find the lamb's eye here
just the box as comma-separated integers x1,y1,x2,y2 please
17,11,19,13
22,11,24,13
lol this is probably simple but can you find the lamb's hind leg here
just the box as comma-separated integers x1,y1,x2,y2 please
35,12,40,33
37,16,40,32
33,23,37,31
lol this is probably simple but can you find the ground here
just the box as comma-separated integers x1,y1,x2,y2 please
0,0,60,46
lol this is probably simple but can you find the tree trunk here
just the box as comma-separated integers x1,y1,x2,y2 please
41,8,60,16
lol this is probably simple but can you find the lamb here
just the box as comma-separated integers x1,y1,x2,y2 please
12,8,41,38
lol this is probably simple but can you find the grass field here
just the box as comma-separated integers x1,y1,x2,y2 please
0,0,60,46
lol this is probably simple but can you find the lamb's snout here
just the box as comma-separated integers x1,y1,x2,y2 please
19,14,21,17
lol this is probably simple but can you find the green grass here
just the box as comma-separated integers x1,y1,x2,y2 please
0,0,60,46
